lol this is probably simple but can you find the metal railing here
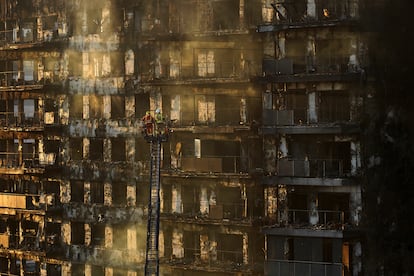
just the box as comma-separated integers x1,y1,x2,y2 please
278,209,348,227
265,259,343,276
263,108,353,126
0,111,43,127
277,158,350,178
180,155,250,173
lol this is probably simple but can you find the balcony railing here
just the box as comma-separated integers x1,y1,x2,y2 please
262,56,352,76
0,152,57,171
277,158,350,178
278,209,348,227
180,156,250,173
265,259,343,276
263,108,352,126
0,111,44,128
0,192,57,210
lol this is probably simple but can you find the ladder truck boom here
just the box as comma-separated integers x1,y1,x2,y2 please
142,110,169,276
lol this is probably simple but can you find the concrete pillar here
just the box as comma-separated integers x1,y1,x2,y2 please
307,0,316,18
308,91,317,123
127,226,137,250
351,141,361,175
348,37,359,72
172,229,184,258
103,138,111,162
103,95,111,119
82,95,89,119
85,223,91,246
62,263,71,276
350,187,362,226
104,182,112,206
239,0,245,29
264,136,277,173
125,96,135,118
306,34,316,72
127,185,136,206
172,184,182,214
60,180,71,203
62,222,71,245
40,263,47,276
265,187,278,220
84,181,90,204
105,267,113,276
200,187,209,215
105,225,113,248
277,33,286,59
126,138,135,162
308,192,319,225
242,233,248,264
159,230,164,257
277,185,288,225
85,264,92,276
125,50,135,76
83,138,89,160
262,0,274,23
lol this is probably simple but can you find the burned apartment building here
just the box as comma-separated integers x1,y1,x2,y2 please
257,0,366,275
0,0,374,275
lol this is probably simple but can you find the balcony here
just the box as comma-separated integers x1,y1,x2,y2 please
258,0,359,32
180,156,249,174
262,109,359,134
0,152,57,174
278,209,349,229
0,192,57,211
0,111,44,129
265,259,343,276
277,159,350,178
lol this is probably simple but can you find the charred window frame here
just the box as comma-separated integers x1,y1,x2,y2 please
90,181,104,204
112,181,127,206
111,95,125,119
89,138,103,161
135,138,150,162
90,224,105,247
134,93,150,118
69,95,83,119
111,138,126,162
70,138,83,161
215,95,239,125
91,265,105,276
89,95,103,118
112,224,127,249
70,180,84,203
68,52,82,77
212,0,239,30
217,233,243,263
71,222,85,245
318,91,350,122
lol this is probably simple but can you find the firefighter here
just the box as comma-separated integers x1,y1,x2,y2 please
142,111,154,136
154,108,168,136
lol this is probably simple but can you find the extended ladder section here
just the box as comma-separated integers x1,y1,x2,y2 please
145,141,162,276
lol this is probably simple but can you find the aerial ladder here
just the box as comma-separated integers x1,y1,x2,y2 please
142,110,169,276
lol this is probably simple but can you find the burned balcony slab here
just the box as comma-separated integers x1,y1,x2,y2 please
257,19,358,33
261,124,360,135
255,72,362,83
263,176,356,186
262,227,343,238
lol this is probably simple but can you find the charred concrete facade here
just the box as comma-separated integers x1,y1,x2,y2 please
257,1,365,275
0,0,371,275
